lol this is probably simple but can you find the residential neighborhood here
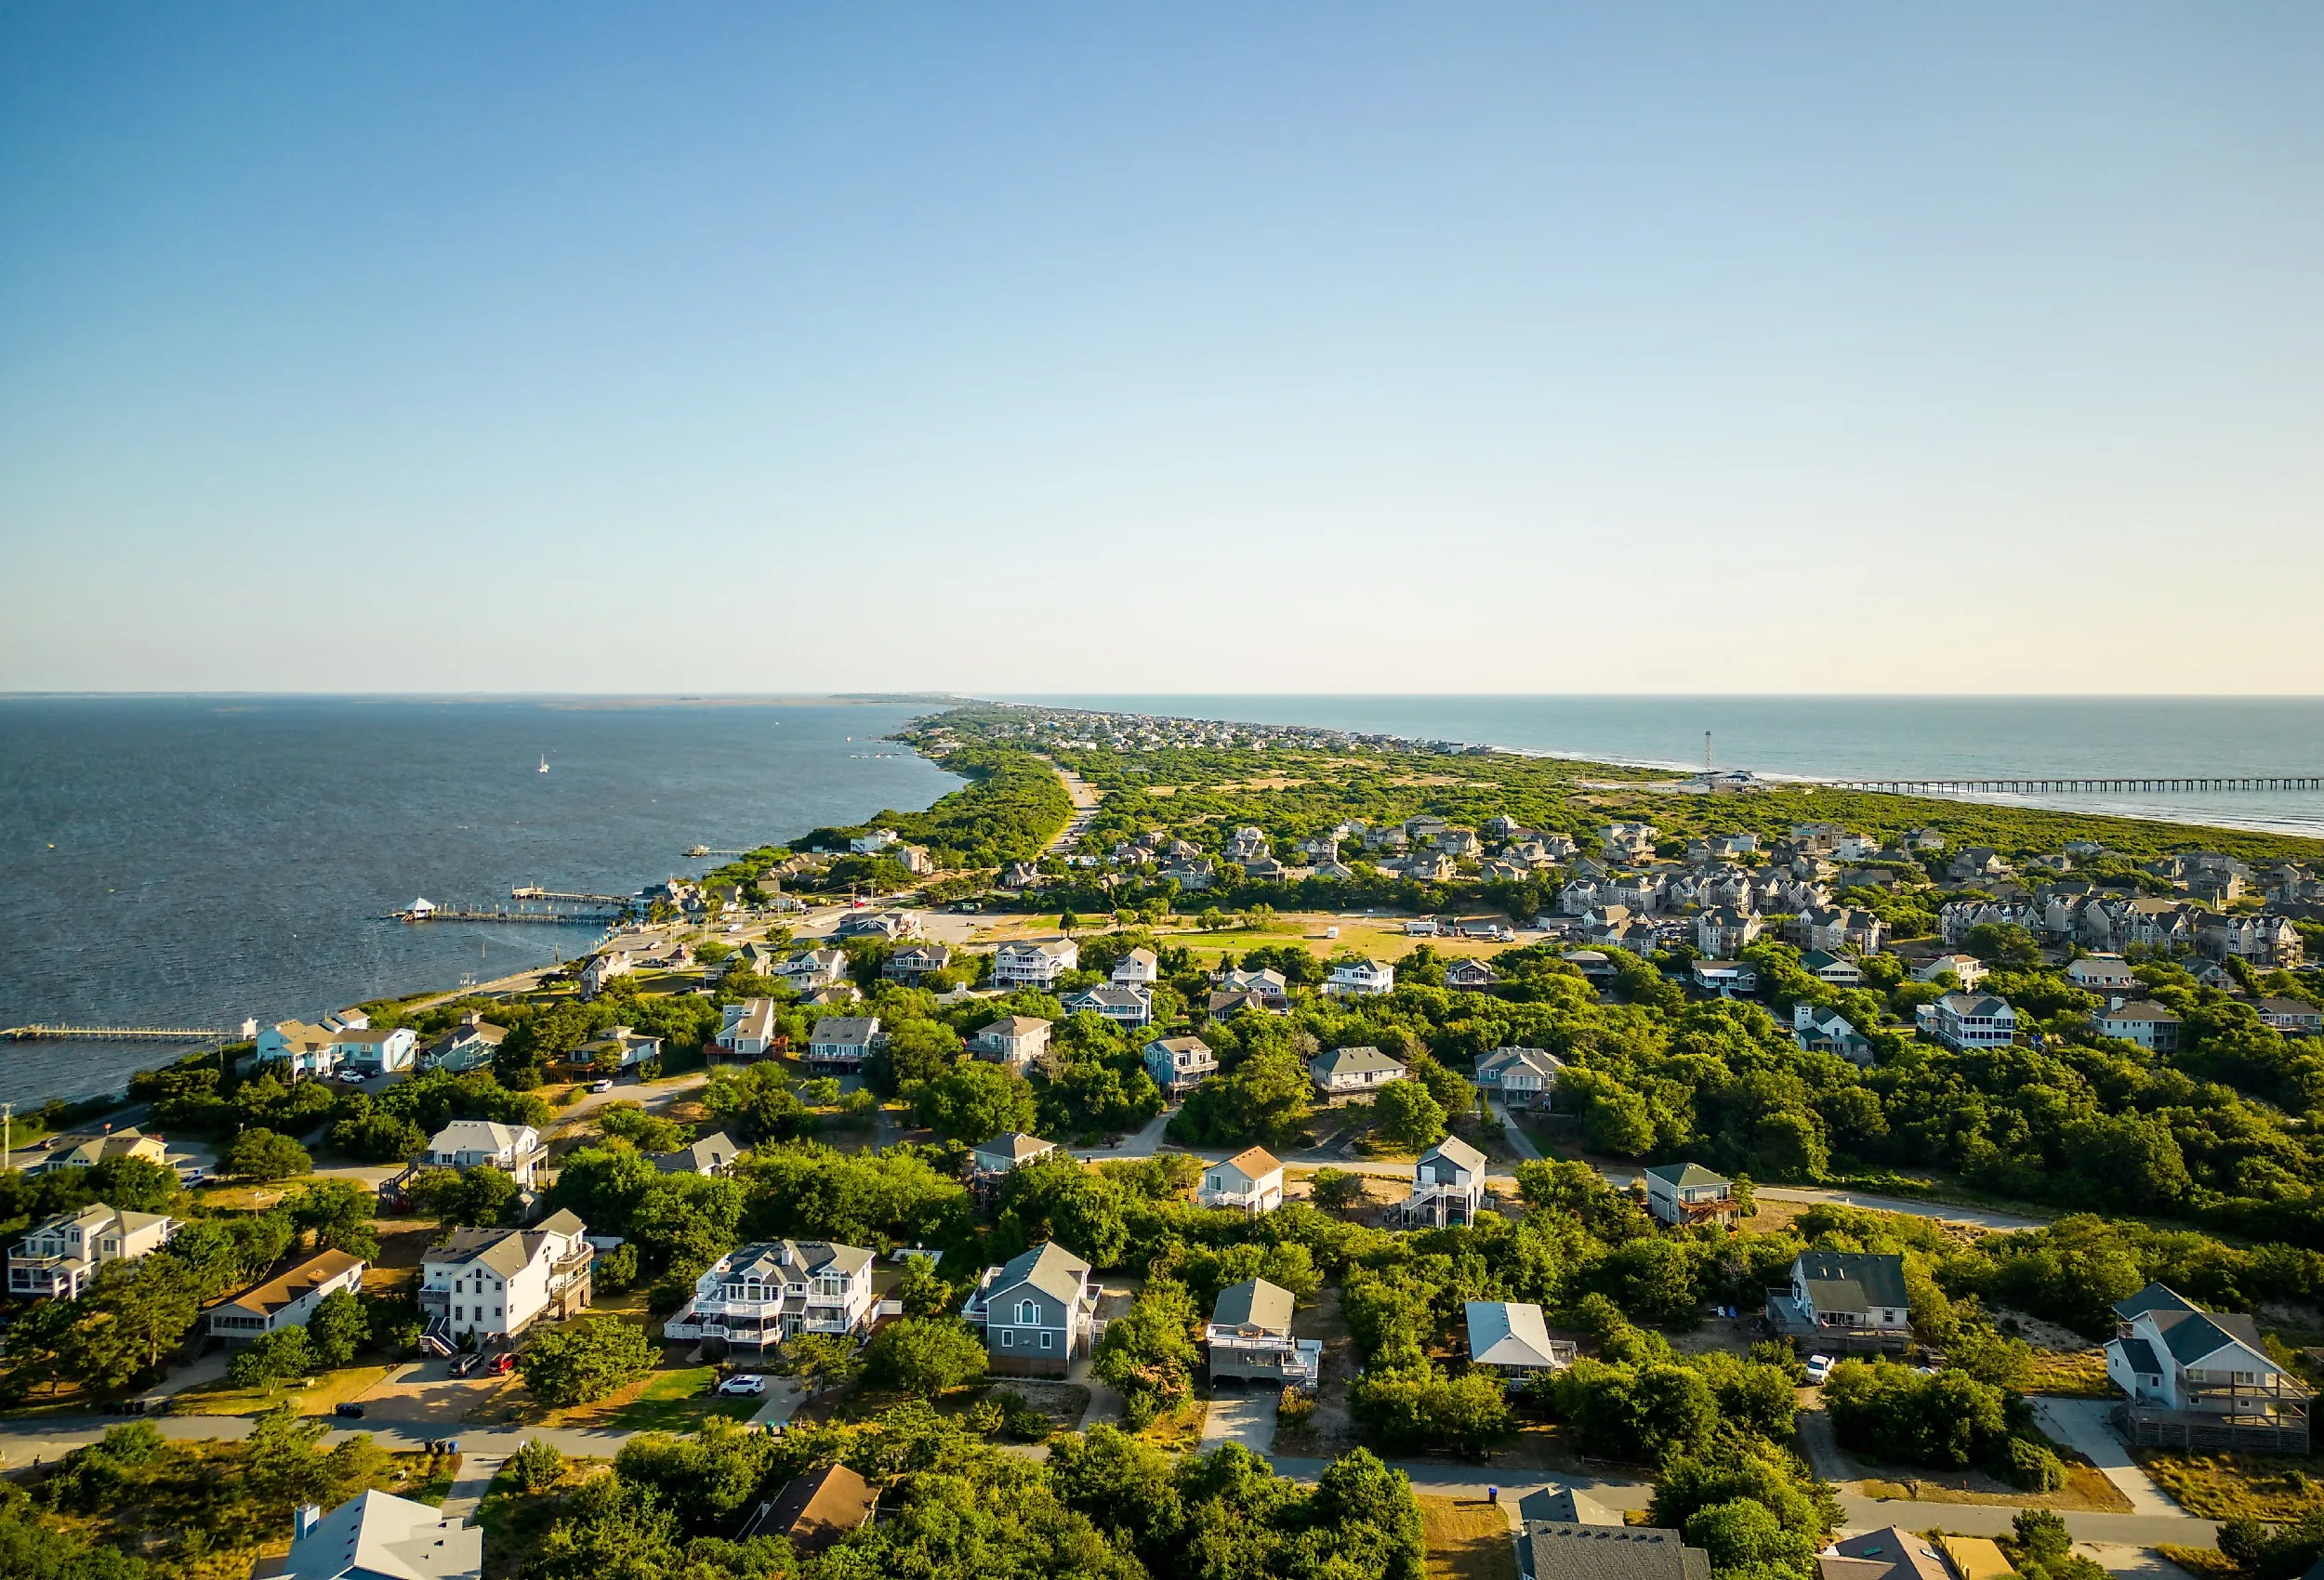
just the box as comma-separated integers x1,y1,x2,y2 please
9,698,2324,1580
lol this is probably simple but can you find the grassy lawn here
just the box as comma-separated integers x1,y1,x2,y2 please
2022,1350,2112,1399
2157,1545,2242,1580
2137,1451,2324,1521
1419,1495,1518,1580
174,1363,392,1419
603,1366,763,1432
1853,1460,2132,1514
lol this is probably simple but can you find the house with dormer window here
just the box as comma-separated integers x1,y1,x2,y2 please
663,1238,877,1353
961,1242,1099,1377
9,1204,178,1298
1474,1046,1564,1110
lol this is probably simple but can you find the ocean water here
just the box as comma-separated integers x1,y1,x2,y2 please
0,697,957,1105
1015,695,2324,837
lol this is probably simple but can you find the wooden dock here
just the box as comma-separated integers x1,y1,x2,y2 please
509,887,633,908
3,1024,233,1043
390,905,609,926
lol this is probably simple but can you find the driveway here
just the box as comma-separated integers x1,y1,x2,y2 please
1489,1099,1545,1163
2030,1397,2181,1517
1202,1387,1278,1454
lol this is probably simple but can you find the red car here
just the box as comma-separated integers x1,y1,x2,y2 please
487,1353,516,1376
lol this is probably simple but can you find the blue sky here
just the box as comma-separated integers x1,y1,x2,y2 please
3,4,2319,693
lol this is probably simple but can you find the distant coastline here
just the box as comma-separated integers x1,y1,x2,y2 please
1001,693,2324,840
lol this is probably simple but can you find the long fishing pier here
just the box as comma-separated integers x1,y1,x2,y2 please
390,905,611,925
4,1025,232,1043
1829,775,2324,796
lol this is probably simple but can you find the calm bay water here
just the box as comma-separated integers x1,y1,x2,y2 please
1020,695,2324,837
0,697,957,1105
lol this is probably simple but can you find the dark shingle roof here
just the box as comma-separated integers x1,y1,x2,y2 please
1522,1523,1711,1580
1796,1250,1909,1311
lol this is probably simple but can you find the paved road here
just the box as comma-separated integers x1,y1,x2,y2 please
0,1412,636,1466
1039,759,1103,854
1835,1494,2213,1547
0,1406,2218,1562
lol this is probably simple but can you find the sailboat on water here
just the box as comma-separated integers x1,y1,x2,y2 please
538,756,549,774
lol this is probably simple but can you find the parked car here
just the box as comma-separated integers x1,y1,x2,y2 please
450,1354,481,1377
334,1402,365,1418
488,1353,516,1376
590,1078,615,1093
1802,1354,1836,1385
716,1374,768,1397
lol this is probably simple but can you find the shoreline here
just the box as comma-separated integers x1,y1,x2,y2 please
15,693,2322,1115
979,695,2324,841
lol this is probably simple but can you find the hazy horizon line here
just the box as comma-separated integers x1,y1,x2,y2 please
7,690,2324,704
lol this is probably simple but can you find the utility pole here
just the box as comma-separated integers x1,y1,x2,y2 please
2,1102,11,1175
1704,731,1713,771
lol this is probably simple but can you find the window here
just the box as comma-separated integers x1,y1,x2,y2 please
455,1306,465,1320
1001,1331,1014,1347
495,1306,504,1319
1040,1331,1053,1350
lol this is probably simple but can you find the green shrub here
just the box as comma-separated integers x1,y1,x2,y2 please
1999,1434,2067,1492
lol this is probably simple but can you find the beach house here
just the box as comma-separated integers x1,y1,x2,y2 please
9,1204,178,1298
962,1242,1101,1376
1198,1147,1284,1213
663,1239,878,1352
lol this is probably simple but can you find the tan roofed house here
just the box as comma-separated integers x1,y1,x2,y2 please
9,1204,178,1298
971,1015,1052,1070
31,1126,171,1176
418,1209,593,1344
1199,1147,1284,1213
208,1248,368,1338
752,1463,878,1557
424,1120,545,1185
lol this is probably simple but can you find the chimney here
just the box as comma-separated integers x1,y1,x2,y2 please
295,1504,324,1540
